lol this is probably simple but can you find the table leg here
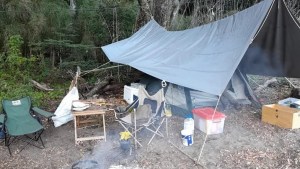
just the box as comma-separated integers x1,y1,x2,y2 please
102,114,106,142
134,109,137,149
74,116,78,144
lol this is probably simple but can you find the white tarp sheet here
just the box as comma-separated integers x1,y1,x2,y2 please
52,87,79,127
102,0,273,96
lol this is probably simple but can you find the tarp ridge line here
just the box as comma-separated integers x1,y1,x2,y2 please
252,0,276,41
283,0,300,29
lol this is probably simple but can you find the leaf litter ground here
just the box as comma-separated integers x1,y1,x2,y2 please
1,76,300,169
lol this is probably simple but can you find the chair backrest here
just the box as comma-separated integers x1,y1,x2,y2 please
138,86,165,117
135,104,152,120
124,96,139,112
2,96,32,123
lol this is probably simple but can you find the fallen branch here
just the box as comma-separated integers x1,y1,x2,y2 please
255,77,277,93
101,84,122,93
85,79,109,98
31,80,54,91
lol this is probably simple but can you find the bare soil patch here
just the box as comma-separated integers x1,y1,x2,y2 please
1,76,300,169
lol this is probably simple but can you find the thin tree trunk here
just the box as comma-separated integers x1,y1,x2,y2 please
136,0,152,29
51,47,55,68
70,0,76,10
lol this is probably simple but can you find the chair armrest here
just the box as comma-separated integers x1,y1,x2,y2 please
114,109,122,119
32,107,55,118
0,114,4,125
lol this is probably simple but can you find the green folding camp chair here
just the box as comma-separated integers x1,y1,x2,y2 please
1,96,54,155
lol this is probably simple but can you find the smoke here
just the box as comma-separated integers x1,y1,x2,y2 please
71,126,136,169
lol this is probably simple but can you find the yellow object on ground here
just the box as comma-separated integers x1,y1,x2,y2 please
120,131,131,140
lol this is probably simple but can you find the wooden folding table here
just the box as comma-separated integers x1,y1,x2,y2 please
72,108,106,144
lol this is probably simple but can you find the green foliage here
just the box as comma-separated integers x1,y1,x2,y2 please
0,74,67,110
1,35,38,77
6,35,25,66
0,0,138,109
0,35,68,110
0,0,138,63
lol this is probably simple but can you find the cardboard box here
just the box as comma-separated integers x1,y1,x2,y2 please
262,104,300,129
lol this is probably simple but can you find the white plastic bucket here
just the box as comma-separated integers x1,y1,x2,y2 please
181,129,193,146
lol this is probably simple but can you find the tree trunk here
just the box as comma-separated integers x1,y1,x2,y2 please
136,0,181,29
70,0,76,10
191,0,219,27
51,47,55,68
136,0,152,29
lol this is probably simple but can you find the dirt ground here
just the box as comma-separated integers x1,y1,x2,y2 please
1,76,300,169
